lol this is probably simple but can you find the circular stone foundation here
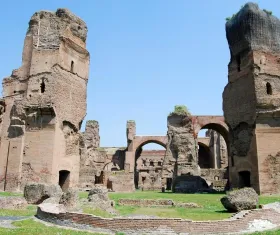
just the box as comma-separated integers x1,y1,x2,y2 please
36,203,280,235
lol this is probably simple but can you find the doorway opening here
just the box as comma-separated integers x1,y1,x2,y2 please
238,171,251,187
59,170,70,192
166,178,173,190
95,171,104,184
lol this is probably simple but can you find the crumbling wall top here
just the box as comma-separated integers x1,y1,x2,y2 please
28,8,88,49
226,2,280,56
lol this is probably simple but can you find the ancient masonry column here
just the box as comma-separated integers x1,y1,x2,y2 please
79,120,101,189
0,8,90,191
223,3,280,194
161,106,200,192
125,120,136,173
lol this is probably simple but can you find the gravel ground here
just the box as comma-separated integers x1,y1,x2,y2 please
0,216,31,229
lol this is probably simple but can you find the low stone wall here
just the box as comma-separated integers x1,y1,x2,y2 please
37,205,280,234
118,199,200,208
118,199,174,206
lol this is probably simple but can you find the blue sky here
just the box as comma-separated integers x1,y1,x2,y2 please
0,1,279,149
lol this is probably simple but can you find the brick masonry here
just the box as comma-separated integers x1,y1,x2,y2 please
37,206,280,234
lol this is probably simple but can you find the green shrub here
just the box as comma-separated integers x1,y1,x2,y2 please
87,120,98,124
169,105,190,116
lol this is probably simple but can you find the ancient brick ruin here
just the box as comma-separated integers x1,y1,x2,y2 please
79,120,133,192
1,3,279,196
223,3,280,194
0,9,89,191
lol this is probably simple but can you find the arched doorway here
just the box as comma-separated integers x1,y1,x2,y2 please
197,123,229,170
196,122,230,191
134,141,166,190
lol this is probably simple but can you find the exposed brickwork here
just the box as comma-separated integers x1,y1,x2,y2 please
223,3,280,194
0,9,89,191
37,207,280,234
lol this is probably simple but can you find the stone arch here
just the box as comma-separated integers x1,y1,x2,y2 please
134,139,166,165
126,134,168,173
192,116,229,153
132,136,167,152
133,138,167,189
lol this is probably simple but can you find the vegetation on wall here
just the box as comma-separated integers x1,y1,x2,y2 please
169,105,191,116
87,120,98,124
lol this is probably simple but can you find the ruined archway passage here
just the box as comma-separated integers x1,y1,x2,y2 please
125,135,167,173
192,116,229,142
198,142,214,168
134,141,166,190
59,170,70,192
192,116,229,164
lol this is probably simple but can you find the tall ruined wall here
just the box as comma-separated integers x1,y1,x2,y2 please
79,120,105,189
79,120,130,191
162,107,200,192
0,9,89,191
223,3,280,194
124,120,136,172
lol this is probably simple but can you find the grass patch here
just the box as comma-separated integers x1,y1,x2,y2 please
79,191,89,200
252,230,280,235
259,195,280,205
0,191,23,197
82,206,113,218
109,191,232,220
0,205,37,217
0,218,105,235
106,191,280,221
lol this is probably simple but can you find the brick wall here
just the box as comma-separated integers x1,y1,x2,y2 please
37,207,280,234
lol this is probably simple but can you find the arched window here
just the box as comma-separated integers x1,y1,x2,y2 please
71,61,74,73
266,82,272,95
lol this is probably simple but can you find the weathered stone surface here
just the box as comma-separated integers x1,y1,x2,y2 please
126,120,136,144
24,183,62,204
221,188,258,212
136,150,164,191
117,199,201,208
162,106,200,191
0,196,27,209
38,203,66,214
83,185,116,214
60,188,79,210
118,199,174,207
108,172,135,192
83,120,100,149
226,3,280,56
88,185,109,202
29,8,88,50
223,3,280,194
175,202,201,208
79,120,127,191
0,7,90,192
